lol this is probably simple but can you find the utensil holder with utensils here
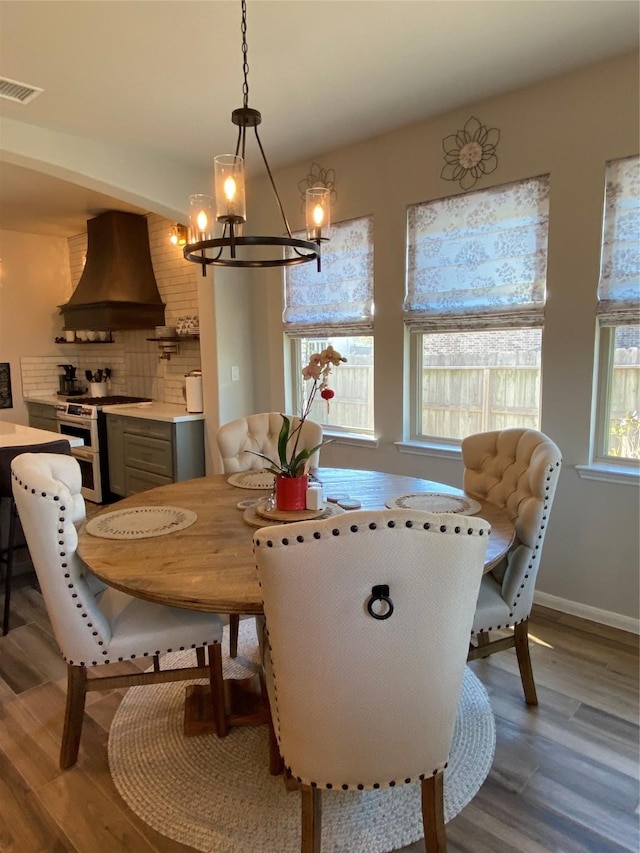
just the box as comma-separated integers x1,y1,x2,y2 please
89,382,108,397
86,368,111,398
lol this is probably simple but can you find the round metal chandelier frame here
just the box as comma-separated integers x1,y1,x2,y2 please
184,235,320,270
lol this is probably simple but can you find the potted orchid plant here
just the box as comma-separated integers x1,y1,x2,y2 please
248,345,346,509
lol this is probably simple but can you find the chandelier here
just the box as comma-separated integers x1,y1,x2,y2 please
183,0,329,274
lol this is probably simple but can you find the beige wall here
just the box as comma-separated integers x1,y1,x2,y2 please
247,51,640,625
0,229,72,424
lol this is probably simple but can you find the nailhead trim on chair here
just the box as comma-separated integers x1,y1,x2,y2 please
284,761,449,791
506,460,560,615
468,458,561,635
12,470,218,667
254,515,490,549
256,515,485,790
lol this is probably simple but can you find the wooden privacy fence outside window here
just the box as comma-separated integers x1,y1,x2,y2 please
421,364,540,438
305,363,636,441
306,365,374,432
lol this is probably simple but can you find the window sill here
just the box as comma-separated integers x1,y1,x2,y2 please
394,440,462,461
575,463,639,486
323,430,379,449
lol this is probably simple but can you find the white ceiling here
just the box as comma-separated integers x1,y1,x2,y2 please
0,0,638,238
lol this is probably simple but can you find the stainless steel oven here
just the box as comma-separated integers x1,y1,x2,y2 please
55,396,150,503
56,403,105,502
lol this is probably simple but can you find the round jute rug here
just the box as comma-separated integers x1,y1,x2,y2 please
109,620,495,853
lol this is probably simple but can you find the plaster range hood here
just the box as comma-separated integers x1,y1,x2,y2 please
60,210,165,331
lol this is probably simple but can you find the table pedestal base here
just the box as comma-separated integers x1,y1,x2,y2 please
184,675,270,737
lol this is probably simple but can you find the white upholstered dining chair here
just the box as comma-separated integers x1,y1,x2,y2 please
216,411,323,474
216,411,323,657
11,452,226,769
254,508,490,853
463,428,562,705
1,438,72,636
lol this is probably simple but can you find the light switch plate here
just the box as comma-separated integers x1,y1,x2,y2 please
231,366,240,381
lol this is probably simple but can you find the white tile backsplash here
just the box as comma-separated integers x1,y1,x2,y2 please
21,214,202,404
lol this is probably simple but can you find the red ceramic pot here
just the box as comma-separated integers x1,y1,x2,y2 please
275,474,309,511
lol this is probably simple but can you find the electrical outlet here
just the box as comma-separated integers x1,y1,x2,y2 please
231,365,240,382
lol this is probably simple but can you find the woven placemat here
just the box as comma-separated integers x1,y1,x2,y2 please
228,470,276,490
85,506,197,540
385,493,482,514
109,620,495,852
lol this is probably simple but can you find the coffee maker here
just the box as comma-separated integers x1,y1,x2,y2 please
58,364,82,396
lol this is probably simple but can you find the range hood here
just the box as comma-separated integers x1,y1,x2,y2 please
60,211,165,331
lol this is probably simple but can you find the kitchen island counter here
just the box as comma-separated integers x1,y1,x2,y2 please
101,401,204,423
0,422,84,448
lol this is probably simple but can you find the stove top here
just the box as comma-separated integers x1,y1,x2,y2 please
67,395,151,406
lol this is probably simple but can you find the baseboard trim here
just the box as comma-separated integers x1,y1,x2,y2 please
534,591,639,635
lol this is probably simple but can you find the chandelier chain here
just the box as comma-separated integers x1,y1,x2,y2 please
183,0,322,271
241,0,249,109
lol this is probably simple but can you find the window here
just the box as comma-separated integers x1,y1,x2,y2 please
405,176,549,442
594,156,640,465
284,216,374,434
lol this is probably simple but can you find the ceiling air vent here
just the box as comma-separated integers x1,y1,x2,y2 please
0,76,43,105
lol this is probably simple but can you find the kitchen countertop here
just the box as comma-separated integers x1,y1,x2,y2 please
0,422,84,448
101,402,204,423
24,396,203,424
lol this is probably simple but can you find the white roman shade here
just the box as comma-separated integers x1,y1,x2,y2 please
597,155,640,326
404,176,550,332
283,216,374,336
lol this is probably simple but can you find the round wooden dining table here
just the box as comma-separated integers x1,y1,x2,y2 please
78,467,515,615
78,468,515,736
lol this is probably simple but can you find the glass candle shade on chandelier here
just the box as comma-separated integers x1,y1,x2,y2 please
184,0,330,274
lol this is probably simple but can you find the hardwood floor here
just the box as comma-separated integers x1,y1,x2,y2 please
0,581,637,853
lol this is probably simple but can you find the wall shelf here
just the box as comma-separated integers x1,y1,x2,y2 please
146,335,200,342
146,335,199,361
55,338,114,345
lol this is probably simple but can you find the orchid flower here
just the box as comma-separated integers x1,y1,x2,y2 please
246,346,346,476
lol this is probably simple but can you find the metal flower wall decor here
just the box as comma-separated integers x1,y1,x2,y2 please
441,117,500,190
298,162,337,212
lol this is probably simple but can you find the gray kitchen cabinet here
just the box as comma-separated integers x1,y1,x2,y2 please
106,414,204,497
26,401,58,434
124,430,174,479
124,466,172,495
106,415,126,496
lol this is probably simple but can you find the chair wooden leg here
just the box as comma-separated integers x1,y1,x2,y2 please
267,712,283,776
2,502,18,636
300,783,321,853
477,630,490,647
2,548,12,636
60,664,88,770
474,630,491,658
196,646,206,667
514,618,538,706
207,643,228,737
229,613,240,658
421,773,447,853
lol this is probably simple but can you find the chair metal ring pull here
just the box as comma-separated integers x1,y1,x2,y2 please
366,584,394,620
